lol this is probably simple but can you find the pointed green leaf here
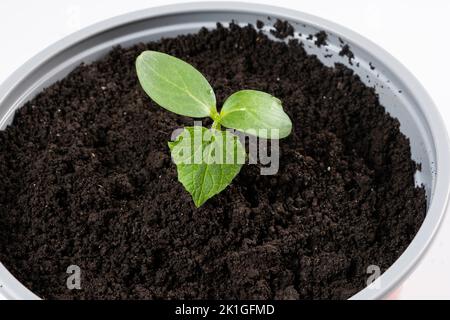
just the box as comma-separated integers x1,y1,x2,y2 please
136,51,216,118
168,126,246,207
219,90,292,139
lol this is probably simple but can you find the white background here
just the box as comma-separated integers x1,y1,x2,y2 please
0,0,449,299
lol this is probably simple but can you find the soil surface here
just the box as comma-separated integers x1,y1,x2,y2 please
314,31,328,47
0,22,426,299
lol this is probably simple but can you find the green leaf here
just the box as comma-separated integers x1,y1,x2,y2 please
219,90,292,139
168,126,246,207
136,51,217,118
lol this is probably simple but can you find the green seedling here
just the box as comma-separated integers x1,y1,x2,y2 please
136,51,292,207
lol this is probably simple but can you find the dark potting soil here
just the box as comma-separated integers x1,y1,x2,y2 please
339,44,355,65
0,22,426,300
270,19,294,39
314,31,328,47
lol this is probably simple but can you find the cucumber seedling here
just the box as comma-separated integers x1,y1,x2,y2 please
136,51,292,207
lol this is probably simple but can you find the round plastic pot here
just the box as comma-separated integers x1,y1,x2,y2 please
0,2,449,300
